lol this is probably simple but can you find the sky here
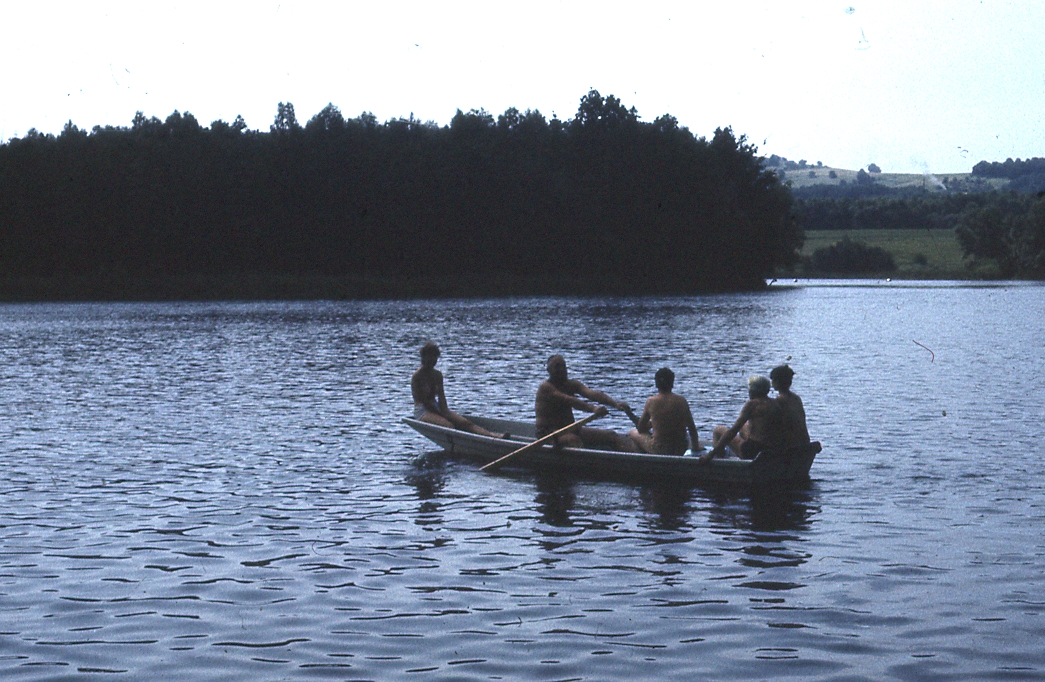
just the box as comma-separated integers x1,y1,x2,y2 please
2,1,1043,174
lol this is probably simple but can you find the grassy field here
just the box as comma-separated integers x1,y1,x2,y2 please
778,166,1008,192
798,228,992,278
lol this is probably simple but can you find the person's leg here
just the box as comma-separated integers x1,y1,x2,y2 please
712,425,743,457
421,409,504,437
420,412,454,428
628,429,654,453
444,409,508,438
579,426,638,452
554,433,584,448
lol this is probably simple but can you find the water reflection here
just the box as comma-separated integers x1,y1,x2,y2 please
637,483,694,531
699,485,818,533
749,486,819,532
405,451,448,527
533,470,577,528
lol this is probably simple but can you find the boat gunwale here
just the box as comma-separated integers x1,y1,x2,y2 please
402,416,818,486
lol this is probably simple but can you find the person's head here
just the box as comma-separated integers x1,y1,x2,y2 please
770,364,795,391
420,341,441,368
547,354,567,382
748,375,771,399
654,367,675,392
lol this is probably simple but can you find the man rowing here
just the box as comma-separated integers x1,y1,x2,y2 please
535,354,637,451
628,367,700,456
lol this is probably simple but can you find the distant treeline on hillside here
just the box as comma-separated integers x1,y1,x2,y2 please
971,157,1045,194
0,91,801,300
972,157,1045,178
794,195,980,232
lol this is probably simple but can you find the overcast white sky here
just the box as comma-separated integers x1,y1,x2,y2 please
2,1,1042,174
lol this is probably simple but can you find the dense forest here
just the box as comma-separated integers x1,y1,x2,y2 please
0,91,801,300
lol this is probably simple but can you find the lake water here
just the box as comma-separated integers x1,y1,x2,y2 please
1,281,1043,681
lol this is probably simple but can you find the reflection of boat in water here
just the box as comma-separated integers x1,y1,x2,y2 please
404,415,820,486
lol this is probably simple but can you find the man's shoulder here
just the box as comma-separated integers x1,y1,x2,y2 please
538,379,574,395
655,392,688,409
669,392,690,407
561,378,585,394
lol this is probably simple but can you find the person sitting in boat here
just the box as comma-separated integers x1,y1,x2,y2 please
701,375,782,463
771,364,810,450
628,367,701,456
535,354,637,451
411,341,507,438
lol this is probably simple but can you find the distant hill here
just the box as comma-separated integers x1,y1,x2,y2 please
762,155,1015,197
778,166,1007,192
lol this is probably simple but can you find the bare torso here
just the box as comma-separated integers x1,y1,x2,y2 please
775,390,809,448
411,366,444,413
742,396,782,447
642,392,695,455
535,378,586,437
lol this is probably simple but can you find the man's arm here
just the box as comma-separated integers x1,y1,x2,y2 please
575,381,629,412
542,381,602,414
637,398,653,434
432,371,449,415
701,401,752,462
684,402,700,450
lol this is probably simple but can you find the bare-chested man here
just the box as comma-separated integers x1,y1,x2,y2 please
701,375,782,463
535,354,636,451
771,364,809,450
628,367,700,456
411,341,506,438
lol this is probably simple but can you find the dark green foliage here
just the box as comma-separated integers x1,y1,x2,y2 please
809,238,896,273
912,252,928,266
0,91,800,299
972,157,1045,179
956,193,1045,278
794,194,984,231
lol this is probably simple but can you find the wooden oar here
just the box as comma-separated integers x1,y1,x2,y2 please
480,411,603,473
622,404,640,428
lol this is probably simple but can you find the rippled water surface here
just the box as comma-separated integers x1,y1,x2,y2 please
2,282,1044,680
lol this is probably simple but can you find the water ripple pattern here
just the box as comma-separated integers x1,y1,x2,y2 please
1,283,1043,680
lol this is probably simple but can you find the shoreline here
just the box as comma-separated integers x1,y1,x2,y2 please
0,271,1033,303
0,273,767,303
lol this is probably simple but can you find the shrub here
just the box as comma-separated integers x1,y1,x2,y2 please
810,238,897,273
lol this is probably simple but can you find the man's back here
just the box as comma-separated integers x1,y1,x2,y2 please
745,396,784,448
644,392,693,455
775,390,809,449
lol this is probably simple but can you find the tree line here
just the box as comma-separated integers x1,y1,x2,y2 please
793,194,980,232
955,192,1045,277
794,192,1045,278
972,157,1045,179
0,91,801,300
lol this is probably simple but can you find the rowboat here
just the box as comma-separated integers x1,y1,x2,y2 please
403,415,820,486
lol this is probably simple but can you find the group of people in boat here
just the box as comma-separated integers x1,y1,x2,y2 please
411,341,809,462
